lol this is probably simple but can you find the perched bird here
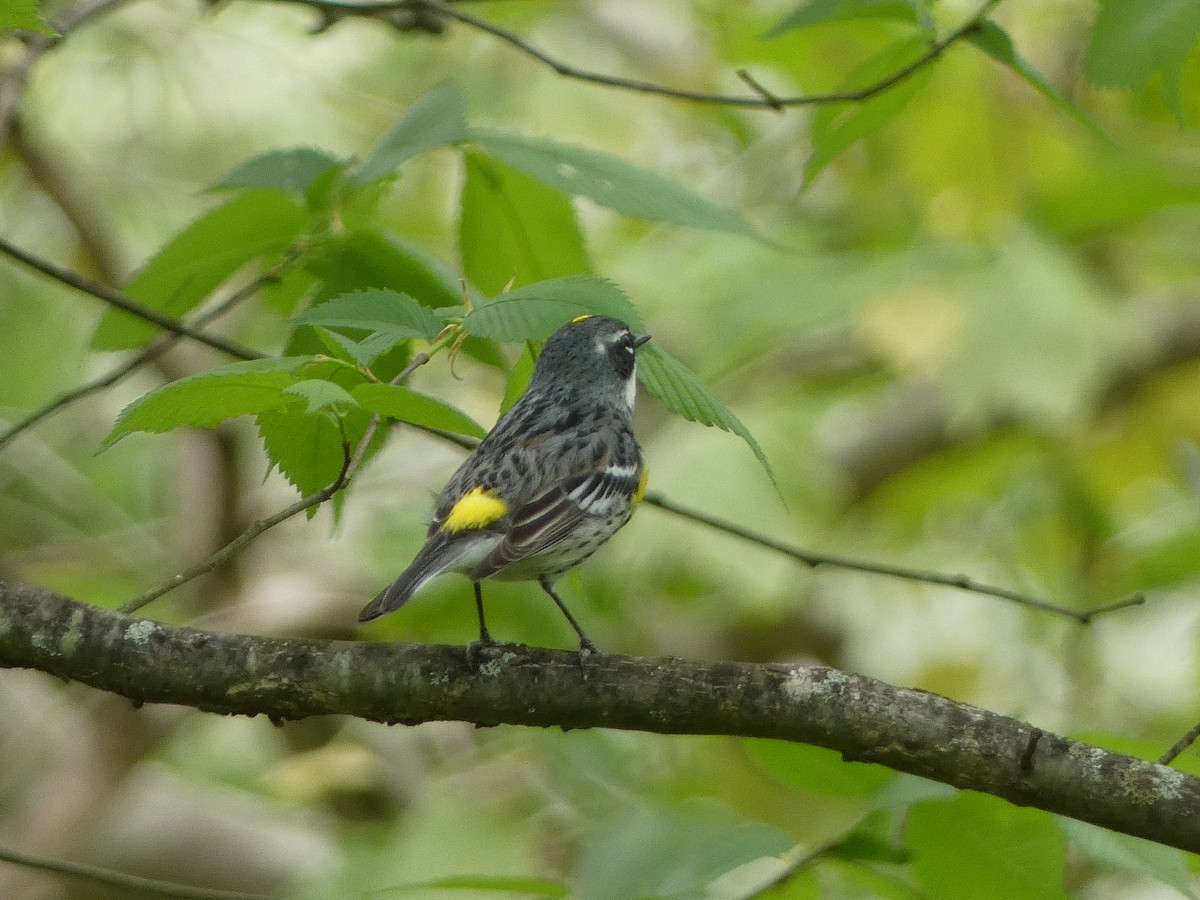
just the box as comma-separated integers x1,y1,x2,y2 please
359,314,651,652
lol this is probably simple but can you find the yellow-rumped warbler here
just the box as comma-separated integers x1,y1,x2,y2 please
359,314,650,651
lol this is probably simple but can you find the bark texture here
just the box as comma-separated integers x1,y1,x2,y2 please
1,580,1197,852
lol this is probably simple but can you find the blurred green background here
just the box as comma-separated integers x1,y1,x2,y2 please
2,0,1199,897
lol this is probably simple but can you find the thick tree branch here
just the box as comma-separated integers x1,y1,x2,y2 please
2,581,1197,853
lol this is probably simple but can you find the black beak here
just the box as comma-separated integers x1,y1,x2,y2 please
633,333,652,349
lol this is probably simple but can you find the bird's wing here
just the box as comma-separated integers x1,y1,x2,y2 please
471,461,641,580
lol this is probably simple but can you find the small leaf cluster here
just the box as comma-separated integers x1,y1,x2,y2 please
101,84,771,494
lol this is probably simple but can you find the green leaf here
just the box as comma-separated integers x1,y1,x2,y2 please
1084,0,1200,122
315,329,413,368
293,288,444,340
636,343,775,483
764,0,924,38
575,803,792,900
257,404,360,498
281,379,359,415
462,276,643,342
746,739,894,798
906,793,1069,900
353,382,487,439
500,343,537,414
104,357,338,445
0,0,54,34
214,148,344,195
968,22,1106,139
352,82,470,184
806,37,935,183
386,875,570,896
93,189,307,350
1059,819,1196,899
460,149,591,296
471,129,759,240
305,230,473,309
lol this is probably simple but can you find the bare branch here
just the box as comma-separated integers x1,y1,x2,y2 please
0,263,288,452
2,581,1198,853
0,236,262,361
120,440,354,614
119,338,445,614
0,841,273,900
275,0,994,109
641,492,1143,624
1160,720,1200,767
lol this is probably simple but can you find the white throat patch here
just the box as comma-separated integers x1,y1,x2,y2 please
625,364,637,410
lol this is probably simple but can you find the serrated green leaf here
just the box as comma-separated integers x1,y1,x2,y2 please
1,0,54,34
968,22,1106,139
293,288,444,340
104,356,341,445
460,149,591,296
1085,0,1200,122
747,739,895,798
257,404,360,498
764,0,924,38
282,378,359,415
315,328,412,368
462,276,643,342
806,37,934,183
352,82,470,184
636,344,775,484
471,129,759,240
353,382,486,438
1060,819,1196,899
214,147,343,194
906,794,1068,900
93,190,306,350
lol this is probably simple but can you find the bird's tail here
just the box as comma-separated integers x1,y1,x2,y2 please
358,533,475,623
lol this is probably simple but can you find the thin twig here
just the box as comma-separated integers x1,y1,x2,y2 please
0,236,261,361
1,0,145,146
0,261,291,452
0,842,272,900
641,492,1144,625
121,441,354,613
119,344,443,614
1159,720,1200,767
285,0,997,109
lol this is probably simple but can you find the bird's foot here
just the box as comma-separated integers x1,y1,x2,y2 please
465,631,498,672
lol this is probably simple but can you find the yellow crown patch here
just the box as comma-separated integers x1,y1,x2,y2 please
570,314,594,324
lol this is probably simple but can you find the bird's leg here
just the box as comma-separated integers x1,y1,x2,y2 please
465,582,496,671
539,579,599,654
474,581,493,645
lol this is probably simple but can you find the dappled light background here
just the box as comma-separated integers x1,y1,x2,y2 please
2,0,1199,897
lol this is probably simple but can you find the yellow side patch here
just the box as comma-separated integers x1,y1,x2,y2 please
570,313,593,324
634,468,649,504
443,487,508,533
